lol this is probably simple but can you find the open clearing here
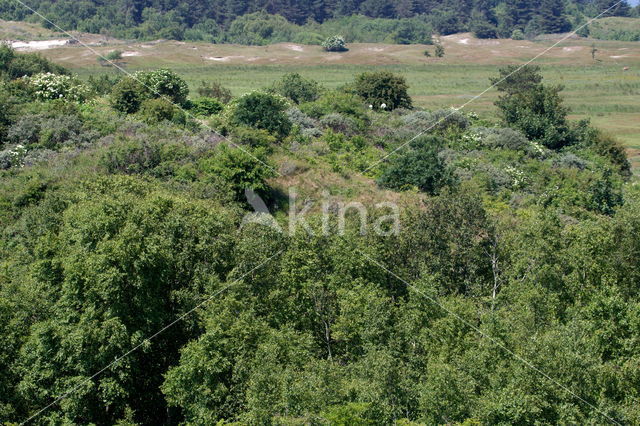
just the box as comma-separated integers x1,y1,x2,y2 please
3,22,640,171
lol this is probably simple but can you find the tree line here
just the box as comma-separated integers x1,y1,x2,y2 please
0,0,638,43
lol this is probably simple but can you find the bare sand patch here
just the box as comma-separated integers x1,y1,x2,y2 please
122,51,141,57
10,39,68,51
205,56,245,62
284,44,304,52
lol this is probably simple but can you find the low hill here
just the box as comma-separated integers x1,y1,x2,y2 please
588,17,640,41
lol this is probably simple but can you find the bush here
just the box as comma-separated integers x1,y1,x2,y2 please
88,74,122,96
0,44,69,79
511,29,525,40
472,127,530,151
402,109,469,133
133,69,189,105
197,81,232,103
435,43,445,57
189,97,224,117
353,71,412,111
286,107,318,130
6,112,91,149
138,98,186,125
292,31,324,45
269,73,322,104
322,35,348,52
110,77,146,114
231,126,277,150
101,136,163,175
106,50,123,61
319,113,359,136
199,145,275,200
552,153,589,170
377,136,452,194
0,144,27,169
24,72,90,102
228,92,292,137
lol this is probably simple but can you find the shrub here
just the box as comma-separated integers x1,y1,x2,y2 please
319,113,358,136
0,144,27,169
511,29,525,40
269,73,322,104
402,109,469,132
353,71,412,111
101,137,163,175
138,98,186,125
0,44,69,79
110,77,146,114
552,153,589,170
322,35,348,52
189,97,224,117
228,92,292,137
301,92,366,120
88,74,121,96
588,169,624,215
435,43,445,57
472,127,530,151
106,50,123,61
231,126,277,150
6,112,90,149
197,81,232,103
292,31,324,45
377,136,452,194
134,69,189,105
286,107,318,130
24,72,89,102
199,145,275,200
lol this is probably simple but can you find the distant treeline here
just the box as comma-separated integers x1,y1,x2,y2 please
0,0,638,43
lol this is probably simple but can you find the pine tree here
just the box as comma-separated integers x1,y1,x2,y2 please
596,0,631,17
507,0,536,29
538,0,571,34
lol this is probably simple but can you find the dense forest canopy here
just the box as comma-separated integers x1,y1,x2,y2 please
0,0,638,42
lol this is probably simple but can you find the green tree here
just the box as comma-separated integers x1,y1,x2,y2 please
269,72,322,104
110,77,146,114
134,69,190,106
228,92,292,137
353,71,412,110
377,136,451,193
538,0,571,34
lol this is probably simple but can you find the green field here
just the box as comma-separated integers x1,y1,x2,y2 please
28,32,640,171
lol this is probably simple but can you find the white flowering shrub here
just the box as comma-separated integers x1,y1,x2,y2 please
322,35,348,52
133,69,189,105
504,165,528,189
25,73,89,102
0,144,27,169
460,131,483,149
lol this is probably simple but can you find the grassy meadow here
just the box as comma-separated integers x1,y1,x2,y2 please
22,30,640,172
